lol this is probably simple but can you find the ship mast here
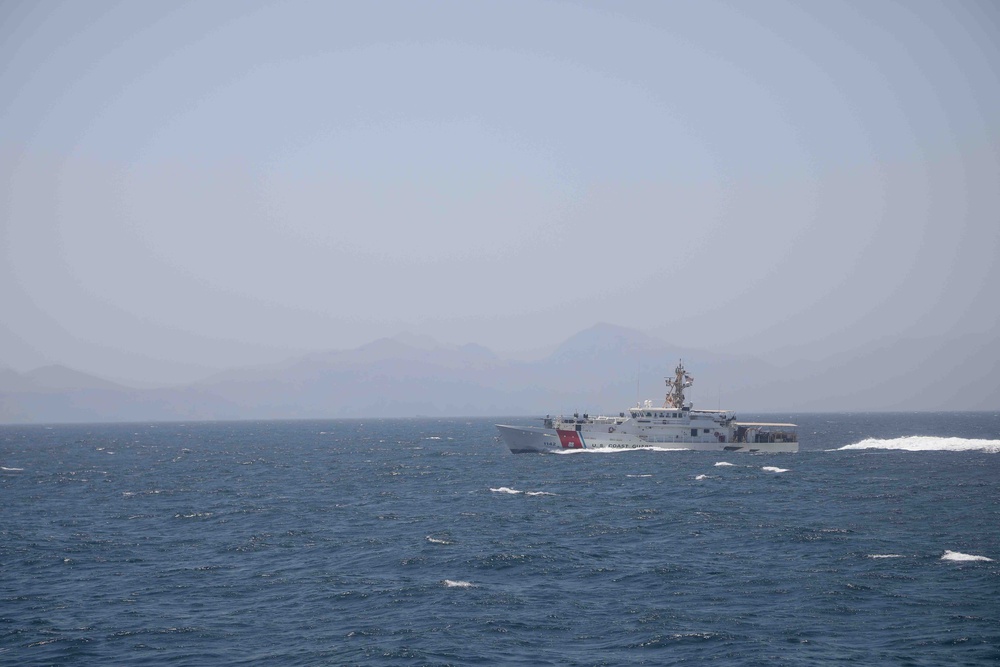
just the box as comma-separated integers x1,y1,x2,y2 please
664,360,694,408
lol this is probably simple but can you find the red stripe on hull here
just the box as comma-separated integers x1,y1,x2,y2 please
556,429,585,449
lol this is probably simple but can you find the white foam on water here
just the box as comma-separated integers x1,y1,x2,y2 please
695,474,709,480
714,462,735,467
835,436,1000,453
762,466,789,473
442,580,476,588
426,536,452,545
1,466,24,471
867,554,904,559
941,550,993,562
626,474,653,478
490,487,554,496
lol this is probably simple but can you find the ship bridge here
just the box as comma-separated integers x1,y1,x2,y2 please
629,406,689,420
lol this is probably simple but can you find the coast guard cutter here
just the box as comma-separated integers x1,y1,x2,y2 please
496,361,798,453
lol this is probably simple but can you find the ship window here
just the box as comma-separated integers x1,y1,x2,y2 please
691,428,698,437
703,429,710,433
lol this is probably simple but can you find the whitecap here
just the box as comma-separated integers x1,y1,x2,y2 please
1,466,24,471
867,554,904,559
442,580,476,588
626,474,653,478
714,462,735,467
695,474,709,480
941,550,993,562
490,487,554,496
426,536,452,545
836,436,1000,453
762,466,789,473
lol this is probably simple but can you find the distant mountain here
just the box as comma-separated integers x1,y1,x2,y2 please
0,367,33,393
0,326,996,424
749,331,1000,412
550,323,669,359
24,365,127,391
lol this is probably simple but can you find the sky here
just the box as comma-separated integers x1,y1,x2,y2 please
2,0,999,385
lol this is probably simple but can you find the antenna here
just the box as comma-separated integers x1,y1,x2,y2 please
636,361,640,407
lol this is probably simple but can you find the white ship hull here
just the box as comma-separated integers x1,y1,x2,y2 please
497,423,798,454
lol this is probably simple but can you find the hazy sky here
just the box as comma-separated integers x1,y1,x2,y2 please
3,0,998,384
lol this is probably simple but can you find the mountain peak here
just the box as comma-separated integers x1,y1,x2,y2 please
551,323,669,359
389,332,441,350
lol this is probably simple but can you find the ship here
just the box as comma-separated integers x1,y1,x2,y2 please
496,360,798,453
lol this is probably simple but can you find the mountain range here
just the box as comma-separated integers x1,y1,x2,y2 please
1,323,996,424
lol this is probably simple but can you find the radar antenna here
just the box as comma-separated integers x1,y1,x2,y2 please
664,360,694,408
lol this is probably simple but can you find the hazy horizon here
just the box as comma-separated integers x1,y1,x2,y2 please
3,1,998,387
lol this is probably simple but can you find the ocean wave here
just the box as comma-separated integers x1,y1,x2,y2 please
941,550,993,562
426,536,453,545
695,474,709,480
761,466,789,473
442,580,476,588
1,466,24,471
714,462,735,467
867,554,904,559
490,487,555,496
835,436,1000,453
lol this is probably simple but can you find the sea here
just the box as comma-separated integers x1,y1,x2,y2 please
2,412,998,666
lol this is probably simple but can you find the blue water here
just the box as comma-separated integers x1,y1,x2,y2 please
2,413,999,665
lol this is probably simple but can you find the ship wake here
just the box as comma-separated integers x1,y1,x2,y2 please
834,436,1000,453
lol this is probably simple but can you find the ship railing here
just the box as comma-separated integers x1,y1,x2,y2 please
754,430,797,443
734,423,798,444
